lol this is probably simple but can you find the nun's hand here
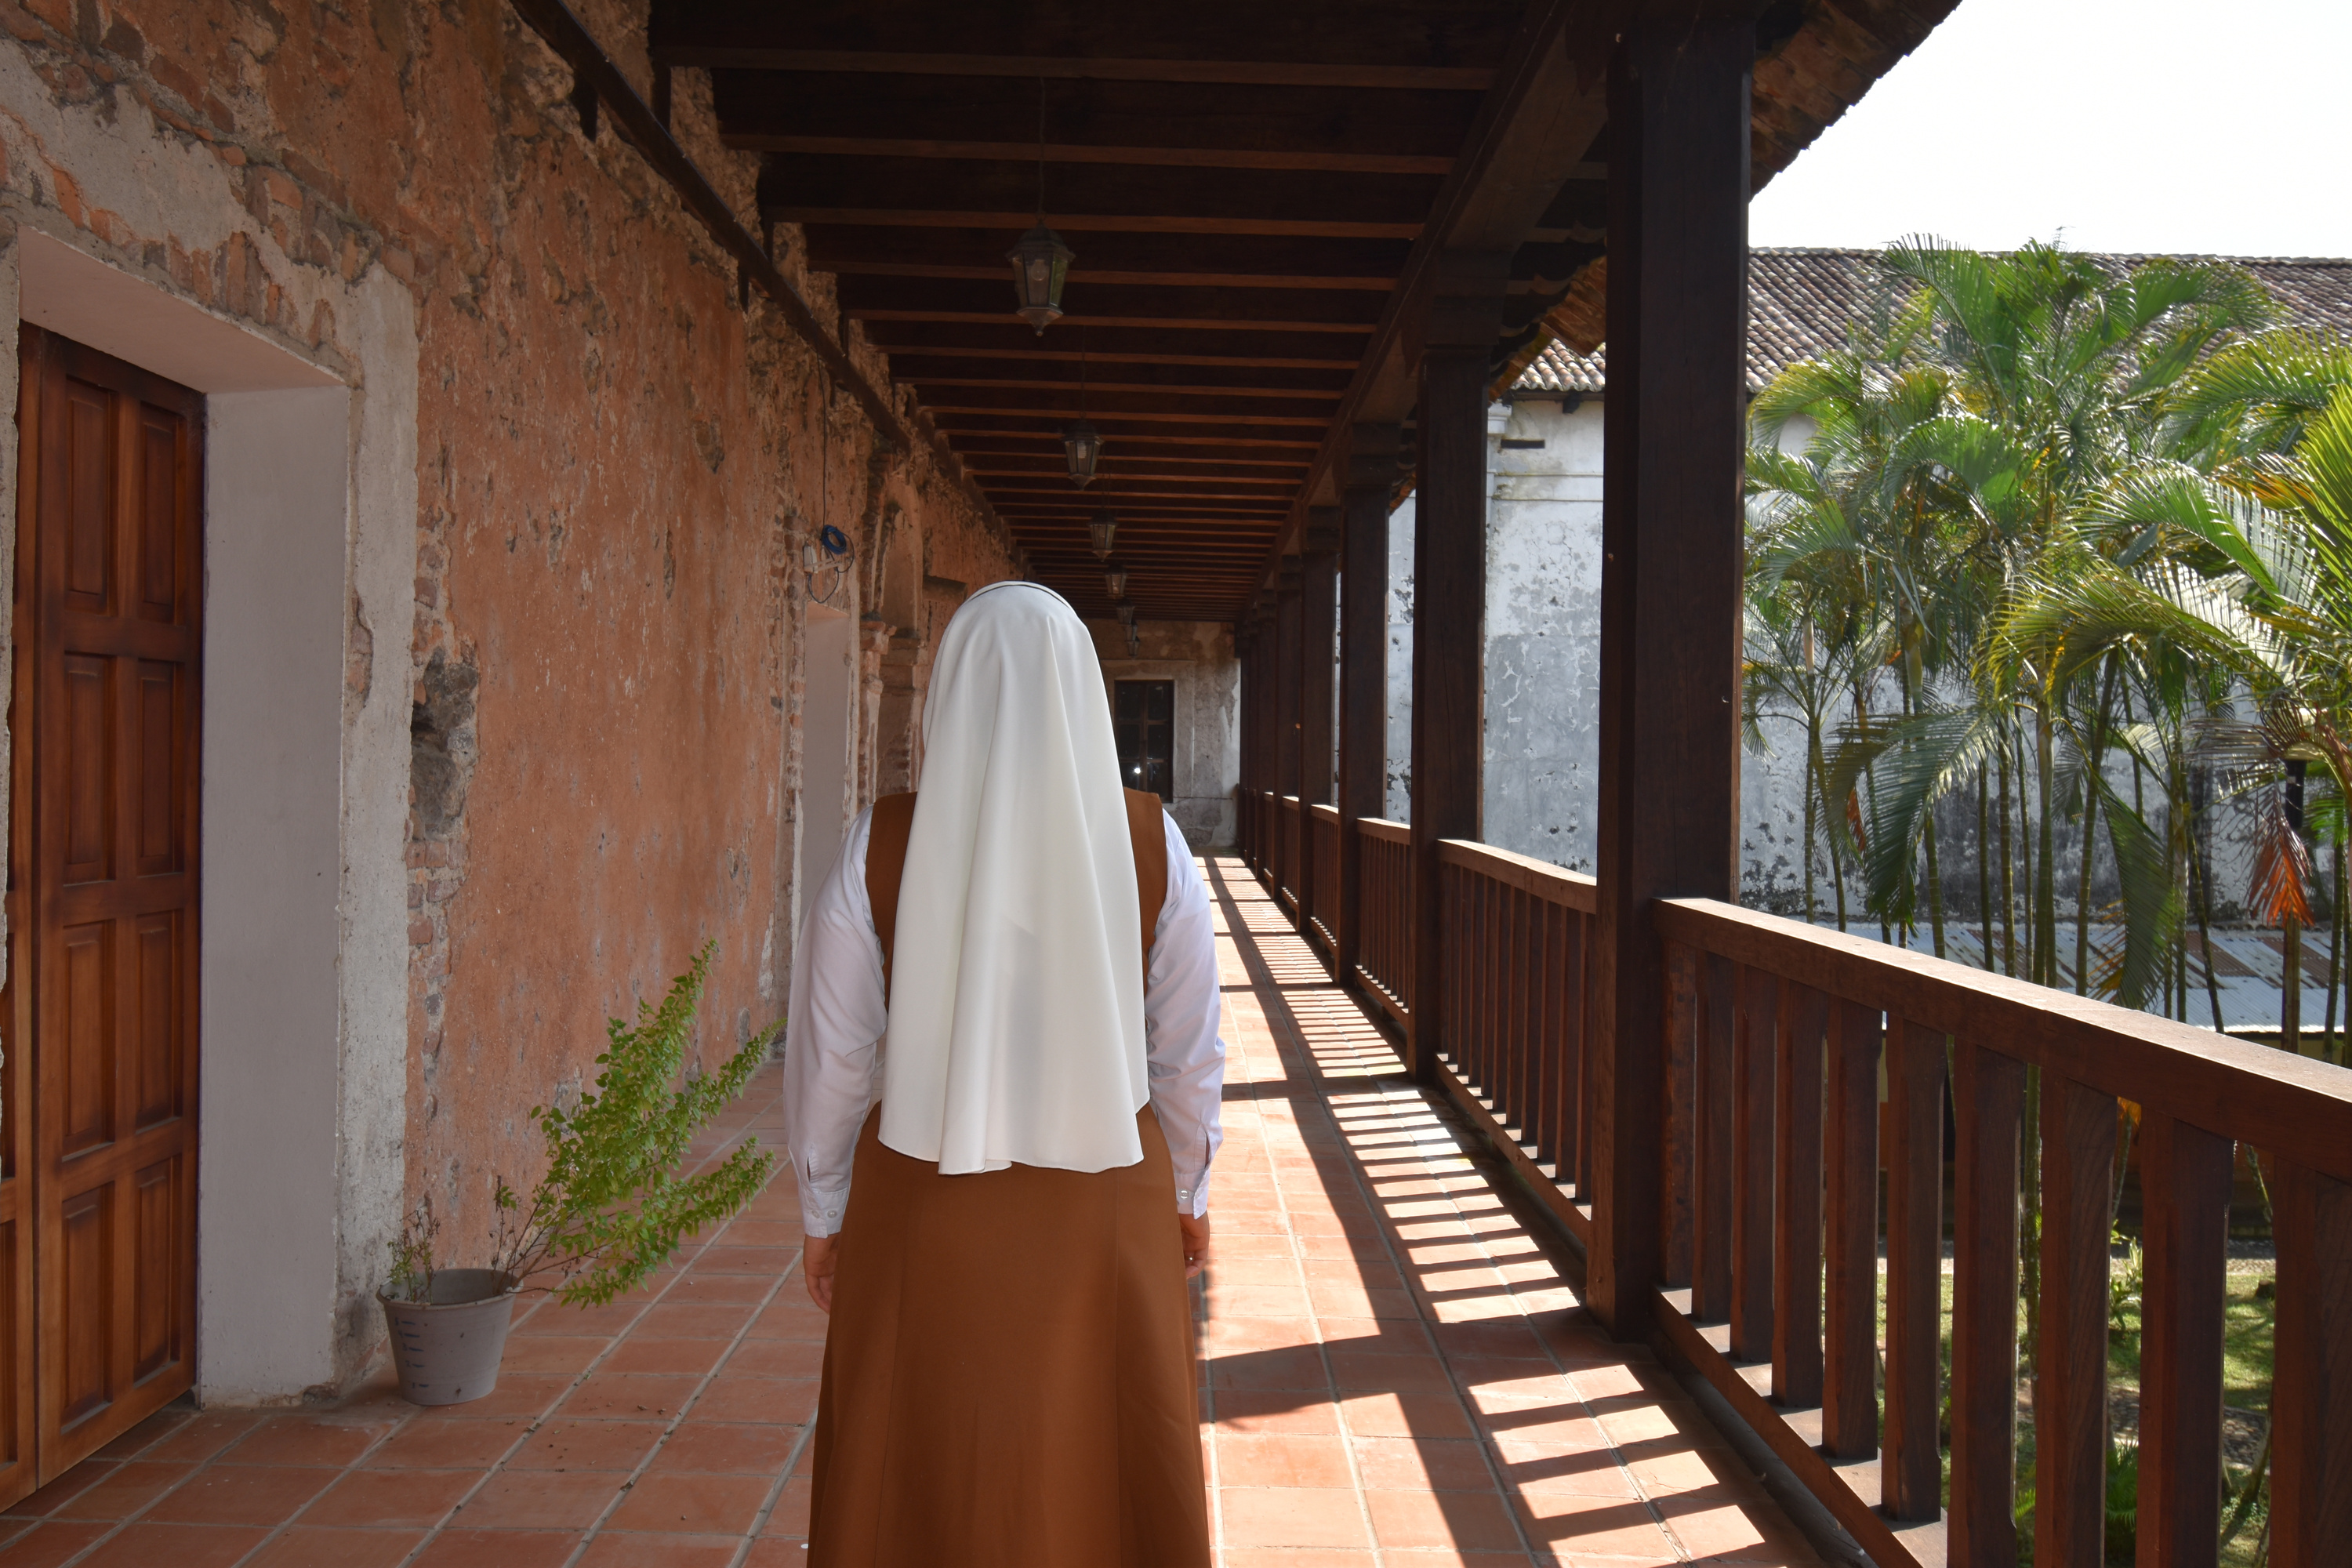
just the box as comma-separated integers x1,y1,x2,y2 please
1178,1210,1210,1280
802,1234,838,1313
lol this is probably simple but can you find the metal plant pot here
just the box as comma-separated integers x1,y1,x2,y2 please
379,1268,520,1406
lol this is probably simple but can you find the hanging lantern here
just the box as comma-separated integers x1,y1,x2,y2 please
1063,419,1102,488
1114,601,1137,629
1088,510,1117,558
1125,625,1142,658
1104,565,1128,599
1007,221,1074,334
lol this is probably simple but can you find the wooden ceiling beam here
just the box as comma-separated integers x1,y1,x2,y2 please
916,389,1331,423
891,357,1351,397
926,415,1320,451
800,227,1406,289
858,327,1363,370
838,276,1387,328
757,157,1436,235
649,1,1523,88
964,456,1310,481
710,71,1475,173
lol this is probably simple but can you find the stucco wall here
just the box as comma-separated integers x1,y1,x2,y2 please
0,0,1016,1395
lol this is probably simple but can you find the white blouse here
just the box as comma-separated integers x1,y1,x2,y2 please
782,804,1226,1238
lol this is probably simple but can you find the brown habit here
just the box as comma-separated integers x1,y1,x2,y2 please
808,789,1210,1568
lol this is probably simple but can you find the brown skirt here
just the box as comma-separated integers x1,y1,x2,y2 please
809,1106,1210,1568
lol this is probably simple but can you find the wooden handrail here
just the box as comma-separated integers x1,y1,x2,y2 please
1308,802,1341,825
1438,837,1597,913
1659,896,2352,1181
1356,817,1410,845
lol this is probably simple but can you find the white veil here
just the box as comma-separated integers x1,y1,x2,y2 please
877,582,1149,1174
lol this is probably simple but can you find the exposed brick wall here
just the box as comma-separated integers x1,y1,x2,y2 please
0,0,1016,1299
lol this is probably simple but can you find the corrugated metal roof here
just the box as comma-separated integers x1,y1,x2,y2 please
1513,247,2352,396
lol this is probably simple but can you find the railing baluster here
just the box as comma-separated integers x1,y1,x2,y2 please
1731,966,1778,1361
2269,1157,2352,1566
2136,1112,2231,1566
1572,908,1592,1197
1821,998,1880,1459
1534,898,1560,1167
1948,1039,2024,1567
1511,886,1533,1133
1883,1018,1946,1523
1693,953,1737,1320
2035,1073,2115,1566
1772,982,1826,1407
1661,940,1698,1287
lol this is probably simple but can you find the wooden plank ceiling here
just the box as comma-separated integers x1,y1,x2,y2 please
648,1,1958,626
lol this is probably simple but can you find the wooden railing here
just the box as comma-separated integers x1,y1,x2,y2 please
1276,795,1301,914
1436,840,1596,1238
1656,897,2352,1568
1308,803,1341,954
1353,817,1412,1025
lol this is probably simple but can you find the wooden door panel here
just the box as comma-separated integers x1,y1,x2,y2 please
54,1185,108,1431
60,655,111,886
130,1155,180,1385
16,327,202,1486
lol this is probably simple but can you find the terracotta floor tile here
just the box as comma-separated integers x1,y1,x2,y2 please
561,1372,704,1421
1490,1438,1639,1499
1209,1390,1341,1435
1339,1391,1475,1439
688,1376,818,1425
1329,1348,1457,1392
600,1337,731,1377
0,1521,112,1566
666,1272,781,1305
90,1408,191,1461
501,1336,612,1376
760,1475,811,1539
410,1526,584,1566
1219,1552,1377,1568
510,1420,668,1474
430,1374,575,1421
714,1221,800,1247
363,1419,521,1472
1510,1492,1679,1559
742,1300,828,1341
514,1301,644,1338
691,1246,793,1276
115,1461,320,1526
576,1529,746,1566
137,1413,263,1464
742,1536,812,1566
604,1472,770,1534
452,1468,626,1530
1,1465,121,1521
299,1468,478,1529
74,1521,270,1567
1653,1486,1818,1563
649,1422,803,1475
1208,1283,1316,1318
243,1524,427,1567
1213,1432,1355,1489
1207,1343,1329,1392
1203,1315,1320,1356
1367,1486,1526,1551
1218,1485,1370,1548
720,1338,825,1380
1351,1436,1499,1492
636,1303,760,1341
221,1413,404,1468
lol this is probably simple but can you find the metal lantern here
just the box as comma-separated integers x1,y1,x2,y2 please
1103,565,1127,599
1007,221,1075,334
1062,419,1102,488
1114,601,1137,629
1087,510,1117,558
1125,625,1142,658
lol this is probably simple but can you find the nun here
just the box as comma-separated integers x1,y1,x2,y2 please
782,581,1225,1566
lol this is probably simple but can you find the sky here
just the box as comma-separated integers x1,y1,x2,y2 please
1748,0,2352,258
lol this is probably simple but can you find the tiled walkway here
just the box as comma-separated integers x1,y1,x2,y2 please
0,856,1820,1567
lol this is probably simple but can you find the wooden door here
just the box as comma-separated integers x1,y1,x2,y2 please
8,326,202,1494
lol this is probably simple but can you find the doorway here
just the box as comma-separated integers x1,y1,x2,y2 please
2,327,203,1498
1114,679,1176,803
800,604,854,907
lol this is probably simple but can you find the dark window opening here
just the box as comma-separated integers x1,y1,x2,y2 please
1114,680,1175,803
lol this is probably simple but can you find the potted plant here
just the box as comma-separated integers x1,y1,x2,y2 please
379,942,777,1405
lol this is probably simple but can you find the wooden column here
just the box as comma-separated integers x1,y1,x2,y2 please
1276,573,1303,906
1336,426,1396,982
1407,259,1502,1082
1236,622,1260,865
1298,514,1339,943
1249,606,1277,869
1585,13,1752,1338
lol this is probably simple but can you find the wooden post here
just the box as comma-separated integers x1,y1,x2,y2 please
1298,514,1339,946
1406,256,1501,1082
1236,624,1257,865
1336,428,1396,984
1584,12,1752,1338
1276,572,1303,909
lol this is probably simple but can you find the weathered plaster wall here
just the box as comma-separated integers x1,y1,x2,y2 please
1089,619,1240,849
0,0,1014,1394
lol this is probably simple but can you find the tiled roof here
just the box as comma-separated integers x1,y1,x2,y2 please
1514,248,2352,396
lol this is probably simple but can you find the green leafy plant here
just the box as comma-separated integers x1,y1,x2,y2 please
383,1194,445,1305
492,941,779,1306
2109,1226,2145,1340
